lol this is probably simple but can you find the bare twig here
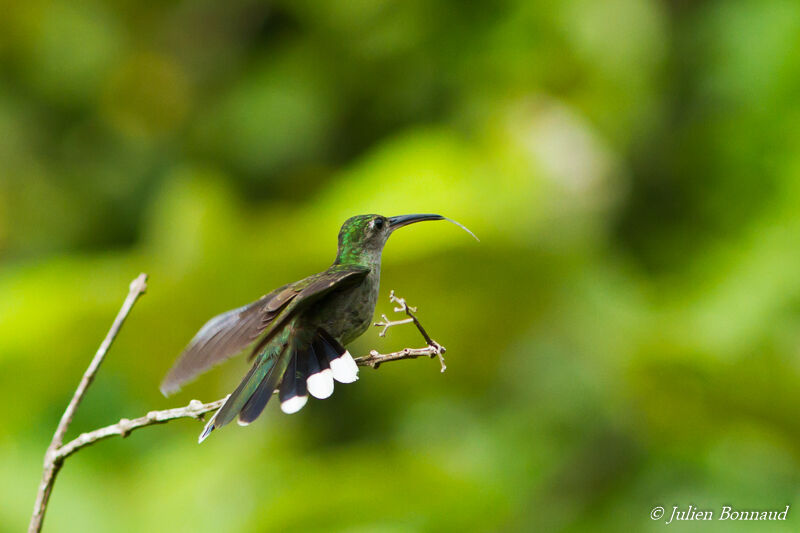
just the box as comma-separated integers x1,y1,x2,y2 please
367,290,447,371
29,274,148,533
56,398,227,461
30,287,445,533
354,346,446,370
375,316,414,337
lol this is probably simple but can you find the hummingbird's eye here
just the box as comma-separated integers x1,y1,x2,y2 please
373,218,385,230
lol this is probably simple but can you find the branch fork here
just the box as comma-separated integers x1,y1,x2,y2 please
361,290,447,372
30,273,149,533
30,280,447,533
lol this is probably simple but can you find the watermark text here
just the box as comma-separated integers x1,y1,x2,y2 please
650,505,789,525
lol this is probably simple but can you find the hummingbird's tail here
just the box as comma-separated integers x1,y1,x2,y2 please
198,325,359,442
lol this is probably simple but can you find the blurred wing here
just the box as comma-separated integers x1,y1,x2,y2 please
247,264,371,360
160,283,297,395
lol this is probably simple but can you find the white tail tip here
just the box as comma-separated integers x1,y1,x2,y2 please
330,352,359,383
281,395,309,414
307,368,334,399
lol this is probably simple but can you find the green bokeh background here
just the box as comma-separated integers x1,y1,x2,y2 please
3,0,800,531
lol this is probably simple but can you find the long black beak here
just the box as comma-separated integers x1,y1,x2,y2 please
388,214,480,241
388,213,444,231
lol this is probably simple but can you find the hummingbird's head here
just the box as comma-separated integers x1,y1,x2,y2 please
334,213,477,265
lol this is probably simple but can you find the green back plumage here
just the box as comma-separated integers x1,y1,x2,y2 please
245,264,370,360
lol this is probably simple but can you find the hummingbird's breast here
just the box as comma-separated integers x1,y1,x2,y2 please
308,265,380,345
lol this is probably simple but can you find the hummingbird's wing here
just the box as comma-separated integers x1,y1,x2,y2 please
160,265,369,396
160,283,298,395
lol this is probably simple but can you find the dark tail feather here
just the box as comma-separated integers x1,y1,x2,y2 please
305,341,334,399
278,351,309,414
198,331,293,442
312,338,333,369
197,327,357,442
199,361,260,442
306,344,321,375
296,351,309,396
317,329,359,383
278,354,298,400
238,343,294,425
316,329,345,358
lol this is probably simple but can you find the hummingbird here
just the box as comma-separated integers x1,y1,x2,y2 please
160,213,476,442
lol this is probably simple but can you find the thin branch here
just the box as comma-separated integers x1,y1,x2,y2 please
370,290,447,371
55,398,227,461
374,316,414,337
29,274,148,533
29,287,445,533
354,346,446,370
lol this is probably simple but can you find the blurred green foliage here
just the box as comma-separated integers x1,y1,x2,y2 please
2,0,800,531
